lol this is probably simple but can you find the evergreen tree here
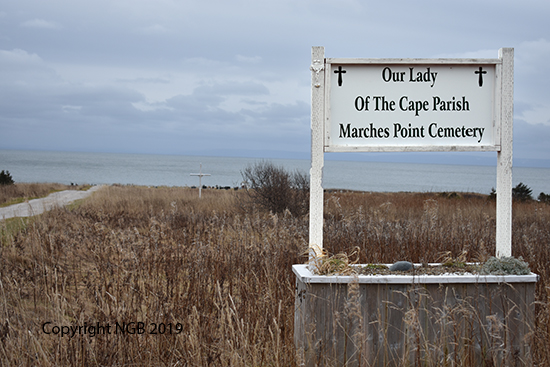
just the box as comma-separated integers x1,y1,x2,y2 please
488,187,496,200
538,192,550,204
0,170,14,185
512,182,533,201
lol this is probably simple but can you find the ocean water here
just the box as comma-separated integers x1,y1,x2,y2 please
1,149,550,197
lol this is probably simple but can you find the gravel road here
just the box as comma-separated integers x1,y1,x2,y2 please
0,185,105,220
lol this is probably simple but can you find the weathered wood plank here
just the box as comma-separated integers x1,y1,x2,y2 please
295,273,536,367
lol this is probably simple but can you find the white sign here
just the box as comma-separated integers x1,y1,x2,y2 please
309,47,514,265
326,60,499,152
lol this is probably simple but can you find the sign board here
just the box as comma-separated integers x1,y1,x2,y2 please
325,60,500,152
309,47,514,264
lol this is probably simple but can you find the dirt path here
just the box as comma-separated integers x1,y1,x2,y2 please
0,185,105,220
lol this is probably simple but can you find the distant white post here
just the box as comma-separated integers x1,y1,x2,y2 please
190,163,211,198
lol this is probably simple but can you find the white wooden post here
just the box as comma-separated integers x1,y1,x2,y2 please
309,46,325,266
190,163,211,199
496,48,514,258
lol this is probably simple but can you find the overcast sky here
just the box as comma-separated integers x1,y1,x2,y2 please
1,0,549,167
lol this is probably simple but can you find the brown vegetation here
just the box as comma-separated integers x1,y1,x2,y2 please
240,160,309,216
1,185,549,366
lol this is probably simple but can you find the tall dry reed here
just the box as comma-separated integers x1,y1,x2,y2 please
1,186,305,366
1,186,549,365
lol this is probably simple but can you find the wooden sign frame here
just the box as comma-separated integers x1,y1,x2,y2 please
309,46,514,261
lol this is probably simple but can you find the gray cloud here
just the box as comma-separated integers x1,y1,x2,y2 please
0,0,549,165
20,19,62,30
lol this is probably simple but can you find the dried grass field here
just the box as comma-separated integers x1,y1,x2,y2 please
1,184,549,366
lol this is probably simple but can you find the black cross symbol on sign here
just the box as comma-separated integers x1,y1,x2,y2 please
475,66,487,87
334,66,346,87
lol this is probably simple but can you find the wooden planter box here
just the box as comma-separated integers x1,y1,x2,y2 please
293,264,537,367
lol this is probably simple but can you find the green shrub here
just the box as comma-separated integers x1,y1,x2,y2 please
512,182,533,201
538,192,550,204
480,256,531,275
0,170,14,185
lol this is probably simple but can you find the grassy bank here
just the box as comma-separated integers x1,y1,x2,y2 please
1,185,549,366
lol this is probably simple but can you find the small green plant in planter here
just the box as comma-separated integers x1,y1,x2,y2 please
309,248,531,277
480,256,531,275
364,263,389,270
308,246,360,276
439,250,468,268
